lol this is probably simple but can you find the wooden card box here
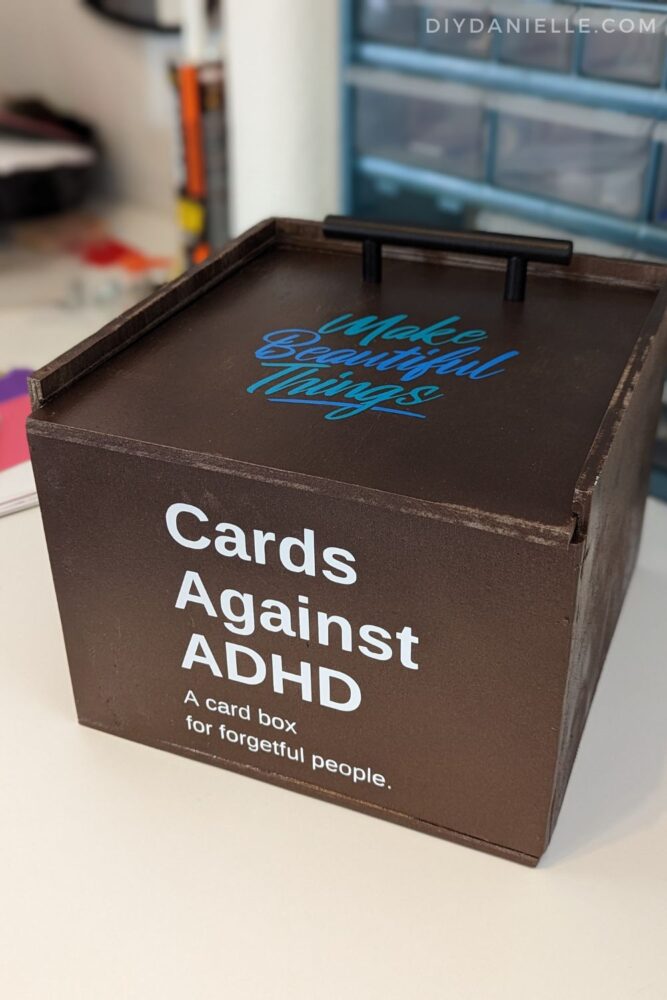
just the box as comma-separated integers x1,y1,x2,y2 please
27,217,667,865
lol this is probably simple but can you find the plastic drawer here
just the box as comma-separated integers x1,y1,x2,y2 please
352,173,471,228
356,0,421,47
350,68,487,179
497,5,576,73
578,9,667,87
423,5,492,59
493,95,653,218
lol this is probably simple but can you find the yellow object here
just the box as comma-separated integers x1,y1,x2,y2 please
178,198,205,236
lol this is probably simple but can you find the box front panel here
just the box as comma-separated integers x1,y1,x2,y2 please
30,435,579,861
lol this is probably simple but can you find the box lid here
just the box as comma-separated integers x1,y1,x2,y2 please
28,218,667,542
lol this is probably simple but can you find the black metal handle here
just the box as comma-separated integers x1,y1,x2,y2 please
322,215,573,303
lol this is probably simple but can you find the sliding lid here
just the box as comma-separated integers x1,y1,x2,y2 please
29,217,665,539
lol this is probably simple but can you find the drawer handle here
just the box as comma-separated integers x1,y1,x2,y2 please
323,215,573,303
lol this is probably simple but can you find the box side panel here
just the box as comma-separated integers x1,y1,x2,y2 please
29,433,580,862
548,308,667,840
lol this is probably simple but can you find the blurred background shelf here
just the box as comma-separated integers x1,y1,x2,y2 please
344,3,667,247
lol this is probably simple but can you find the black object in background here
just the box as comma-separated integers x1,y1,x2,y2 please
83,0,218,33
0,100,98,221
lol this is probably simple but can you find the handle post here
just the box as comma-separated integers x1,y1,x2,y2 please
504,256,528,303
363,238,382,283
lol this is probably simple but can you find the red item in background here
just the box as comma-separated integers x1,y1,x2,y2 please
81,238,171,273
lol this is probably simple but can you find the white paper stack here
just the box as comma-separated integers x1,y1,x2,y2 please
0,459,37,518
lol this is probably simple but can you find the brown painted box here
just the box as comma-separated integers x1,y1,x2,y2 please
28,217,667,865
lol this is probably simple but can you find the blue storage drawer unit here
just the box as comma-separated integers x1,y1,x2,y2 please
343,0,667,501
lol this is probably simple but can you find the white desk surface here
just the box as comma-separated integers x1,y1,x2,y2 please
2,275,667,999
1,500,666,1000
